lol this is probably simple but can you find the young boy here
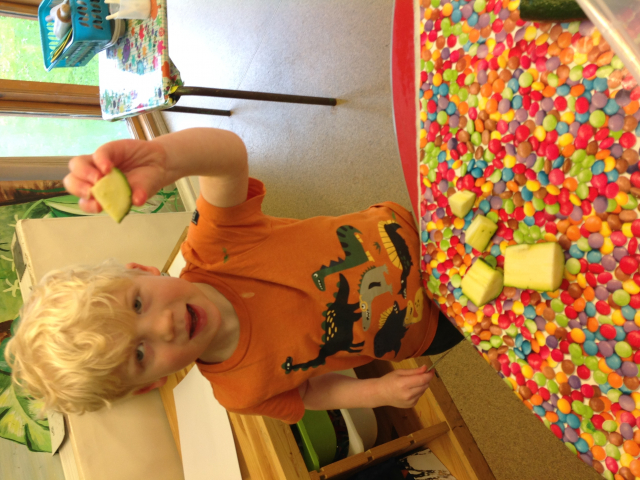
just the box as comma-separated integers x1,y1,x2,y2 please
5,127,463,424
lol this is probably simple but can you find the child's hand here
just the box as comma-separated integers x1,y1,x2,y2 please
63,139,168,214
378,365,434,409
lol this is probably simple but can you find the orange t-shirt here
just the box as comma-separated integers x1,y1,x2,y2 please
181,178,439,423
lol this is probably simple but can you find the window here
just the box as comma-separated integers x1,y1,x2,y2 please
0,15,131,158
0,14,98,84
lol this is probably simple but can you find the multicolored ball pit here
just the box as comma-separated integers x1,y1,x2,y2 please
417,1,640,479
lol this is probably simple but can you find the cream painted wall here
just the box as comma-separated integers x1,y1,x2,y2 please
0,157,70,181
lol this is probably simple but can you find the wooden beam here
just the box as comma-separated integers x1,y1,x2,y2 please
0,1,38,19
229,414,311,480
126,116,147,140
0,79,100,106
0,100,102,118
137,111,168,139
310,422,450,480
6,0,40,5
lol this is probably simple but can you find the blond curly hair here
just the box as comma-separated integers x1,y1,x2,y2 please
5,259,144,415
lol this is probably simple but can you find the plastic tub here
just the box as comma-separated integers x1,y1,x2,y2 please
295,409,337,471
293,369,379,470
336,369,378,456
575,0,640,85
340,407,378,456
38,0,115,70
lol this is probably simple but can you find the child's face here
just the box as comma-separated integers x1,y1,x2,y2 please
116,268,222,392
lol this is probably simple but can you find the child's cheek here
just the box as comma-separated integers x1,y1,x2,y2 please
165,349,195,371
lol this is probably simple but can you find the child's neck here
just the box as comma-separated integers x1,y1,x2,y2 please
193,282,240,364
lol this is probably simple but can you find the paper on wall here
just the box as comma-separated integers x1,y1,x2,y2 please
48,411,66,455
173,366,242,480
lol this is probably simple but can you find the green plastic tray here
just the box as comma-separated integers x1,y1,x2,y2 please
295,410,337,471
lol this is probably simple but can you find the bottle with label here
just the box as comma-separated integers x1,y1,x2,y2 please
52,2,72,39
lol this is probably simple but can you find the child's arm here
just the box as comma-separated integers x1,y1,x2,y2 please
298,365,434,411
63,128,248,213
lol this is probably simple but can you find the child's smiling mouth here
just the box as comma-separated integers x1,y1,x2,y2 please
186,305,196,338
186,304,206,339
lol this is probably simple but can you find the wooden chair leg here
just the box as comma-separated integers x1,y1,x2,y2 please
171,86,337,106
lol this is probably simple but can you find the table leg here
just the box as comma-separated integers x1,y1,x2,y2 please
168,106,232,116
171,86,337,106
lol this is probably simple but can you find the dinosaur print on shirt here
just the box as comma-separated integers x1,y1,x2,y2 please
282,274,362,373
373,287,425,358
311,225,372,291
358,265,393,331
378,220,413,298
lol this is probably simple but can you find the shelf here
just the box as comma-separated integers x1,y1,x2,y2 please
354,357,495,480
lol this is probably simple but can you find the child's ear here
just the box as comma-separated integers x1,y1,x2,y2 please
133,377,168,395
125,263,161,276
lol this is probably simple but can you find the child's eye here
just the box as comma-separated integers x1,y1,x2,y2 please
136,344,145,362
134,296,143,314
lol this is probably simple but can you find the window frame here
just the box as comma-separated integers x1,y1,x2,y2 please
0,1,38,20
0,11,197,208
0,9,116,119
0,79,102,117
1,10,148,175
